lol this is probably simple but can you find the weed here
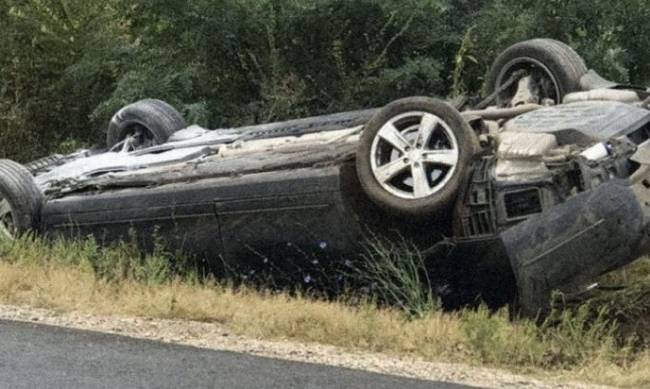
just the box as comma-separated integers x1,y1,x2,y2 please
348,237,439,318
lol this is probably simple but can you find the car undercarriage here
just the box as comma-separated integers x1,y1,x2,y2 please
2,38,650,316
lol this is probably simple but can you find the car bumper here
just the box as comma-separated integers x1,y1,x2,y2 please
501,178,650,316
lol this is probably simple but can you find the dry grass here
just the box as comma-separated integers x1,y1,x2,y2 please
0,236,649,388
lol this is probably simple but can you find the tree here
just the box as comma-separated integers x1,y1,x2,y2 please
2,0,650,162
0,0,126,160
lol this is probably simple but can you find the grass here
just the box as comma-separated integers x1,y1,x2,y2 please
0,235,649,388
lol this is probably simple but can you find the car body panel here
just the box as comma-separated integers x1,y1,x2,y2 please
214,166,364,273
41,166,368,270
501,179,650,315
504,101,650,145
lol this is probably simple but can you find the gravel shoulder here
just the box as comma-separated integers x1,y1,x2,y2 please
0,304,614,389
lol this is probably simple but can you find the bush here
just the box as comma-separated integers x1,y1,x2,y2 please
4,0,650,161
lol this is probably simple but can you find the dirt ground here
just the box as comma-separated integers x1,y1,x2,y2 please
0,304,615,389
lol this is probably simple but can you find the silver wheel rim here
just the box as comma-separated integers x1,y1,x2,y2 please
0,198,15,241
369,111,460,200
496,57,561,105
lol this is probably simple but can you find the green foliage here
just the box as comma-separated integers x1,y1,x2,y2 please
0,0,128,160
4,0,650,161
461,0,650,90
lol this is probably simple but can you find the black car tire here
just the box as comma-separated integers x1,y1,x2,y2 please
106,99,187,149
356,97,477,217
0,159,43,237
486,38,588,105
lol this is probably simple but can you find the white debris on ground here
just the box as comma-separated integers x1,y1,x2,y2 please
0,304,614,389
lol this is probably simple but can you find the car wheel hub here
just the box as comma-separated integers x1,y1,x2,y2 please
369,111,459,200
497,57,561,106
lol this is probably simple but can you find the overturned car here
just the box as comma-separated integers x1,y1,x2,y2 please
2,39,650,315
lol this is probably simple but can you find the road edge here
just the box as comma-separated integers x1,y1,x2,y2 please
0,303,613,389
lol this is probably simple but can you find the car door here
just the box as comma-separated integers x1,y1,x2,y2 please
213,166,362,276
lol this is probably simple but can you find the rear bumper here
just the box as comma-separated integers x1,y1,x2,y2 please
501,179,650,316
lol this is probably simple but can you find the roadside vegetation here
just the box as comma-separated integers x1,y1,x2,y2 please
3,0,650,162
0,235,649,388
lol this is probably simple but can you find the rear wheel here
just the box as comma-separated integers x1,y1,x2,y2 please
0,160,43,240
486,39,588,106
106,99,187,151
356,97,477,216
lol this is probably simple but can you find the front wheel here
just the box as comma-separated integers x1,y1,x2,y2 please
356,97,477,217
0,160,43,240
106,99,187,151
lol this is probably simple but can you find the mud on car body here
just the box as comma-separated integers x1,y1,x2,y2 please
2,39,650,316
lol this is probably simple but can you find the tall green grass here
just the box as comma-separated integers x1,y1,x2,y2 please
349,238,439,318
0,233,200,286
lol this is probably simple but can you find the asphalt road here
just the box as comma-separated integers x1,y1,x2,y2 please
0,320,482,389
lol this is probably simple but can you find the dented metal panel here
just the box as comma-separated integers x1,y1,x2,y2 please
501,179,650,316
